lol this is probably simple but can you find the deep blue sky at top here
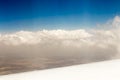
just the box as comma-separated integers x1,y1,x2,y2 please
0,0,120,31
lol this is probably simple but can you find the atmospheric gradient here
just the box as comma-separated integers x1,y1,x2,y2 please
0,0,120,75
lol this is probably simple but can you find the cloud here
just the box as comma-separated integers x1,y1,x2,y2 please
0,16,120,73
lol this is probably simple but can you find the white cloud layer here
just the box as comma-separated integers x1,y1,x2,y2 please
0,16,120,64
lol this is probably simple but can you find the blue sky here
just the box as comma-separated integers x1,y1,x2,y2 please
0,0,120,31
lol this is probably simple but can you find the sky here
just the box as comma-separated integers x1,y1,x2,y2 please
0,0,120,31
0,0,120,74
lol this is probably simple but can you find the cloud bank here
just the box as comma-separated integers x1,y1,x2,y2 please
0,16,120,74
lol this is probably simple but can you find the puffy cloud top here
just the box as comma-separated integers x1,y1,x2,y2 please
0,29,92,45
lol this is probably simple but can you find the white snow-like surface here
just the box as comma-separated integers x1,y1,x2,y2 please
0,59,120,80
